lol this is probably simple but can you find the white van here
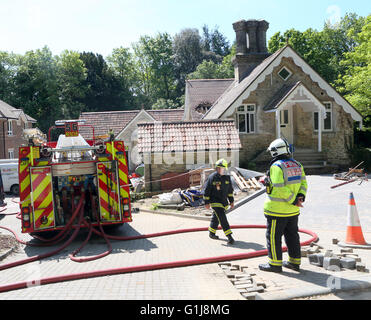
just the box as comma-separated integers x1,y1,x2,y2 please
0,159,19,195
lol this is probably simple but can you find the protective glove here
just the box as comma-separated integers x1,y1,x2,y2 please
293,193,305,206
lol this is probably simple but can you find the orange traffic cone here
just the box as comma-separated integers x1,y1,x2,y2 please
338,192,371,249
345,192,366,245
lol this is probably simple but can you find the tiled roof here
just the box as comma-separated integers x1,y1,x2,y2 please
79,109,184,140
147,109,185,122
0,100,36,122
185,79,234,120
137,120,241,153
79,110,140,139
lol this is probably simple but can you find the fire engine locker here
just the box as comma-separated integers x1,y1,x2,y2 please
30,166,56,230
96,161,121,222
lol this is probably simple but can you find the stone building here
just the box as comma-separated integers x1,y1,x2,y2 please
185,19,363,170
0,99,37,159
137,120,241,191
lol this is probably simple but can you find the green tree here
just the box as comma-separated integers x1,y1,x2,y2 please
139,33,176,103
337,15,371,123
79,52,132,112
56,50,87,119
188,45,235,80
11,46,61,132
267,13,366,85
201,25,231,57
173,28,204,96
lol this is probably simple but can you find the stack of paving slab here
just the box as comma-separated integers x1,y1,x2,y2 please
302,241,368,273
218,262,267,300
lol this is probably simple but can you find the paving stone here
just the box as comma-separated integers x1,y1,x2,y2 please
341,248,353,253
246,286,265,293
253,280,267,289
235,283,254,290
301,249,309,257
308,253,324,267
323,257,341,271
356,263,366,272
241,292,256,300
233,280,253,286
235,274,252,280
340,257,356,270
324,250,334,257
332,238,339,244
218,262,232,267
343,254,361,262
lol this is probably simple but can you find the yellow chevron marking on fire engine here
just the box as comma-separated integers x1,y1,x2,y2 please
98,172,119,221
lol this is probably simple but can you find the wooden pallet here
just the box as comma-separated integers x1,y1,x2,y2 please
231,170,262,192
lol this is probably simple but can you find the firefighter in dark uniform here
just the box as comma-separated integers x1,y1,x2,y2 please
203,159,235,245
259,138,307,273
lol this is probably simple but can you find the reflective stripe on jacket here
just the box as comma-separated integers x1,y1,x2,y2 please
264,158,307,217
203,171,234,208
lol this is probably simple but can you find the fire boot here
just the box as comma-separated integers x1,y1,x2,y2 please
227,234,235,245
283,261,300,272
209,232,219,240
258,263,282,273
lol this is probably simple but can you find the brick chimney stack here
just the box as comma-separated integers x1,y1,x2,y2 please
232,19,270,82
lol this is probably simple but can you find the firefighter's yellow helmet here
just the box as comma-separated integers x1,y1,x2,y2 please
215,159,228,169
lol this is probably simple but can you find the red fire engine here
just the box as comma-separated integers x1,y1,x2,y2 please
18,119,132,234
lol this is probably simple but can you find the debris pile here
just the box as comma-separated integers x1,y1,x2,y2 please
331,161,368,189
303,241,369,273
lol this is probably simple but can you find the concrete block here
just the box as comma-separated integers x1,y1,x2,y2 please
224,271,238,278
323,257,341,271
254,280,267,289
356,263,366,272
218,262,232,267
235,274,252,280
344,254,361,262
241,292,256,300
308,253,324,267
341,248,354,253
233,280,253,286
324,250,334,257
301,249,308,257
308,246,320,254
246,286,265,293
235,283,254,290
332,238,339,244
340,257,356,270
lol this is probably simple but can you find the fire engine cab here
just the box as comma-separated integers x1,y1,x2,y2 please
18,119,132,234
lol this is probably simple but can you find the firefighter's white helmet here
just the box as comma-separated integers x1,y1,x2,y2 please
267,138,290,157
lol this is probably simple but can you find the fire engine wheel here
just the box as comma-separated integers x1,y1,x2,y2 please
10,184,19,196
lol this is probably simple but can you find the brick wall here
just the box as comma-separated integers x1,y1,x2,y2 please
0,119,33,159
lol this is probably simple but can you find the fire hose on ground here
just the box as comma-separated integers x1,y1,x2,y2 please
0,190,319,295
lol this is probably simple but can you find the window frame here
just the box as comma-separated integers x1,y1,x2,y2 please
314,102,333,132
278,66,292,81
236,104,256,134
8,148,14,159
7,120,13,136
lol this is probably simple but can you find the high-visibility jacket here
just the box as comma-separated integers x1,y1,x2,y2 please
264,158,307,217
203,171,234,209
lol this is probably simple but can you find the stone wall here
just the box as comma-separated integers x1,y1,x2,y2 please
225,56,353,167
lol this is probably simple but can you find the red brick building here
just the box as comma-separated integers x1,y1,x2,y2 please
0,100,37,159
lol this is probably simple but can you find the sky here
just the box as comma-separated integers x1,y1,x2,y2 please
0,0,369,57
